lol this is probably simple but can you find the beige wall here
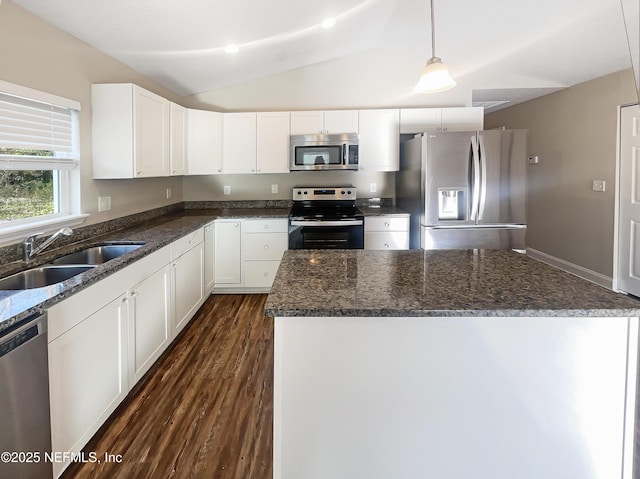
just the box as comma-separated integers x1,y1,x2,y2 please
485,69,637,277
0,0,184,226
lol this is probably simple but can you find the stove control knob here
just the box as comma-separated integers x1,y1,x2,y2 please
297,191,302,195
341,190,345,195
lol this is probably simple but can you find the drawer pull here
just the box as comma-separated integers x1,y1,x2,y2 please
384,222,390,227
264,245,269,249
384,244,390,248
264,272,269,277
264,224,269,229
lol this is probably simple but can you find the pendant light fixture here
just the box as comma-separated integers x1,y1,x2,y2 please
414,0,456,93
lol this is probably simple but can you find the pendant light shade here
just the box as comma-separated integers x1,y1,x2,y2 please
414,0,456,93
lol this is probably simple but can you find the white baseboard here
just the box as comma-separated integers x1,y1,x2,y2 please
526,248,613,289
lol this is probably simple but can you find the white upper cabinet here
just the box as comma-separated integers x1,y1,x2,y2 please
92,83,170,179
290,110,359,135
256,112,290,174
187,109,222,175
358,109,399,172
399,107,484,134
169,102,187,176
223,112,257,174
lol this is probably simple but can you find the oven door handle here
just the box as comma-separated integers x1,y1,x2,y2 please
290,220,364,227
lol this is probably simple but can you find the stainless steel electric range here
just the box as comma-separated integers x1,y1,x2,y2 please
288,186,364,249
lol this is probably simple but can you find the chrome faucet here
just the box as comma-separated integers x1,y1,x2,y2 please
24,227,73,261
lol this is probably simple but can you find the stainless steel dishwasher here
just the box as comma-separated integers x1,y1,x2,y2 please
0,312,52,479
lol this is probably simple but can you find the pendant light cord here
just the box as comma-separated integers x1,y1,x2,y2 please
430,0,436,58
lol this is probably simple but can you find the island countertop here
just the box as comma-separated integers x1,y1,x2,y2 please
264,249,640,317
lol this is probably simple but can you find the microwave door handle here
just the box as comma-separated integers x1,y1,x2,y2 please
342,144,347,164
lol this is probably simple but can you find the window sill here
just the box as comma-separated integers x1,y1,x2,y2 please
0,214,89,248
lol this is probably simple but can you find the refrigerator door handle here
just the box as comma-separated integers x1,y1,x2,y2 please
470,135,481,221
478,134,488,221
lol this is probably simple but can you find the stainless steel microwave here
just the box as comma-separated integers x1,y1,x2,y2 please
290,133,359,171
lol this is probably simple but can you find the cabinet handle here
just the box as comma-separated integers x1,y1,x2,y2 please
264,245,269,249
264,224,269,229
384,243,390,248
234,223,239,227
384,222,390,227
137,171,142,175
263,272,269,277
218,168,222,172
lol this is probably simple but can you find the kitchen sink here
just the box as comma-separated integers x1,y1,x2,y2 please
50,243,144,265
0,265,95,290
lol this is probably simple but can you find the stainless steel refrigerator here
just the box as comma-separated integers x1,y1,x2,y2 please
396,129,527,250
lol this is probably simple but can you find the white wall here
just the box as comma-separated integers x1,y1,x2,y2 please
0,0,184,227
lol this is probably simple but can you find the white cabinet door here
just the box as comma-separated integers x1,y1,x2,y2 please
172,242,204,335
187,109,223,174
364,215,410,250
291,110,359,134
290,111,324,135
204,222,215,293
400,107,484,134
399,108,442,134
134,86,170,177
91,83,170,179
257,112,290,173
358,109,399,172
214,220,242,285
48,294,128,478
128,265,171,386
223,112,257,174
440,107,484,131
170,102,187,175
324,110,359,133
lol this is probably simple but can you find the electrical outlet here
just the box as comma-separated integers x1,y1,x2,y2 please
98,196,111,212
271,184,278,194
166,188,172,199
369,183,377,193
592,180,605,192
223,185,231,195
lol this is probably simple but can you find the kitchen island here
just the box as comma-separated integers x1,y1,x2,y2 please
264,249,640,479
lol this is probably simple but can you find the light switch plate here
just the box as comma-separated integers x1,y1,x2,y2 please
223,185,231,195
271,184,278,194
592,180,605,192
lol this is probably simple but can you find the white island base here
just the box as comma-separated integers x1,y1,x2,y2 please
273,315,639,479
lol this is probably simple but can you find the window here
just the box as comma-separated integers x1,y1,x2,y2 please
0,81,86,245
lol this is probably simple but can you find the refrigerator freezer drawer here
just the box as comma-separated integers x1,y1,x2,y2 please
421,226,526,250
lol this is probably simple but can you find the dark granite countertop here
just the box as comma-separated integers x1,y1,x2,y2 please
0,208,290,333
264,249,640,318
359,206,409,216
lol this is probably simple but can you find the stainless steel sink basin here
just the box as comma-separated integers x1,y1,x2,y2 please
0,265,95,290
50,243,144,265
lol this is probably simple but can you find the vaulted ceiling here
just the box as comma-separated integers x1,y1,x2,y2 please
11,0,634,111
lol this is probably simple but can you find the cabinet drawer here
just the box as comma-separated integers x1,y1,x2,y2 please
243,233,288,261
170,228,204,260
243,218,288,233
365,216,410,232
365,231,410,250
243,260,280,288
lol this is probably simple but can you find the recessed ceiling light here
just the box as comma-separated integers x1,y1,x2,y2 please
321,18,336,29
224,44,239,54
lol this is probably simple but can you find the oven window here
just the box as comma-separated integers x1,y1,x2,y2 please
295,146,342,166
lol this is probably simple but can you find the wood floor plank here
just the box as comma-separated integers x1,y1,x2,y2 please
62,294,273,479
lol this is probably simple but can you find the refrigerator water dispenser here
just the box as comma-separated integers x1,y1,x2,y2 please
438,188,466,220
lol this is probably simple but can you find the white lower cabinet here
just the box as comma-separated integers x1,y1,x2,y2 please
48,294,128,478
172,239,204,335
364,215,410,250
214,220,243,286
204,222,215,293
47,229,208,478
128,264,171,386
242,219,288,289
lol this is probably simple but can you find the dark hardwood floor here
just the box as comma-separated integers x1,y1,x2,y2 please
62,294,273,479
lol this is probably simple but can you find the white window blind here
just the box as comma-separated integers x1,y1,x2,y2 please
0,92,78,169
